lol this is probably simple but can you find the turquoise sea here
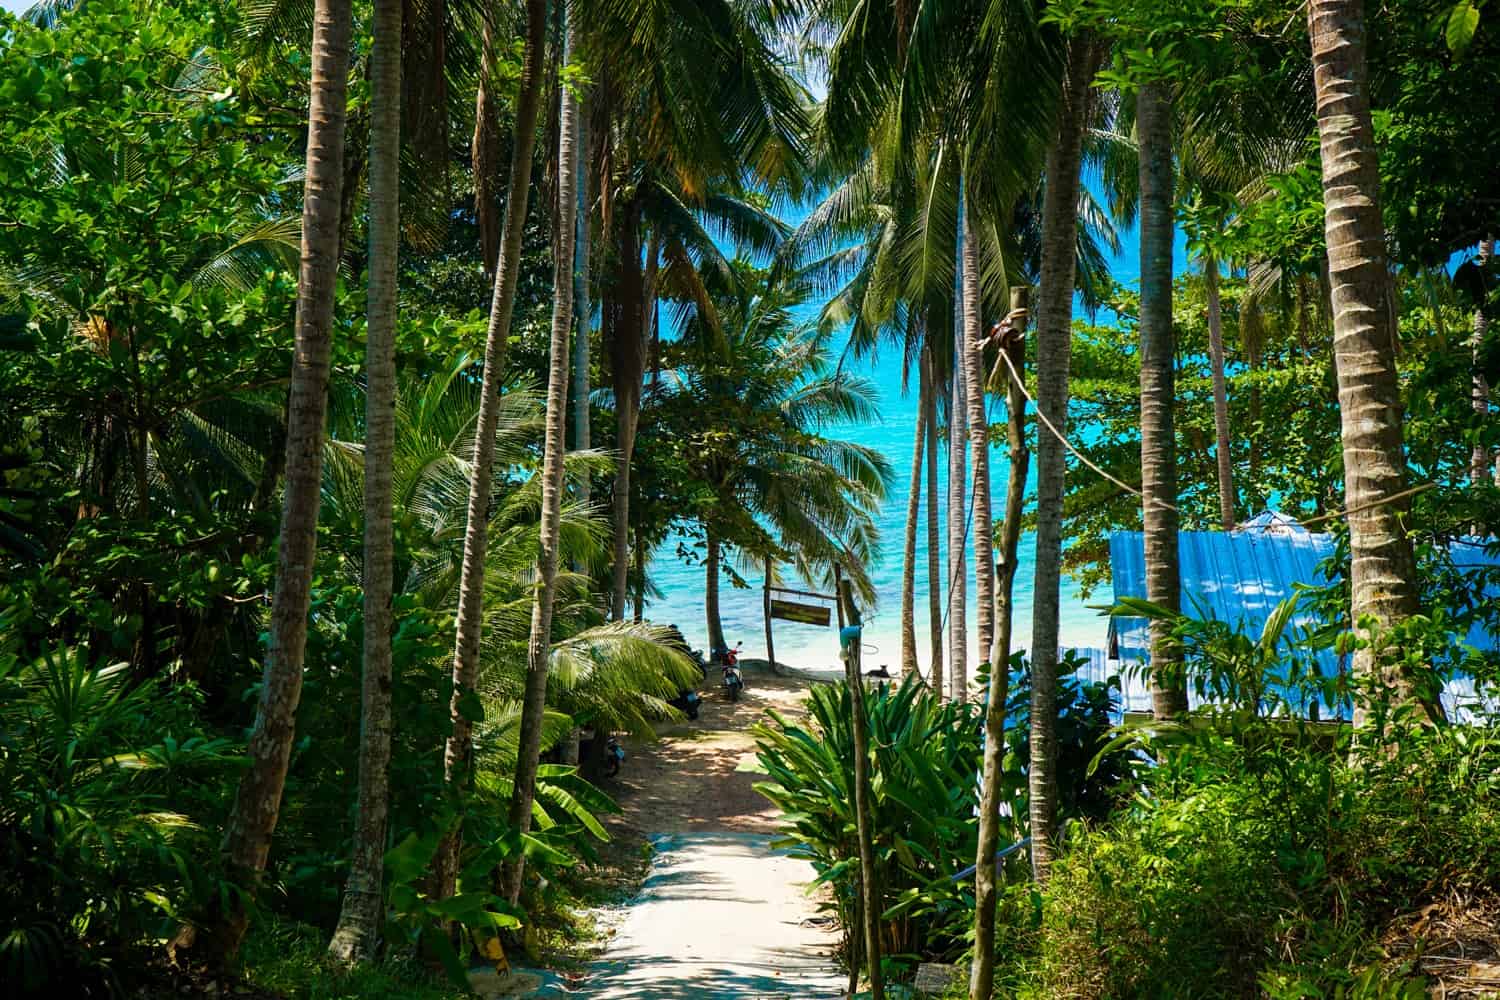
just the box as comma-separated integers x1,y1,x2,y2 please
638,201,1161,676
642,342,1107,676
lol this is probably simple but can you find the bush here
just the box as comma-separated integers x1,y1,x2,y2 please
0,642,237,996
1030,716,1500,999
754,676,985,969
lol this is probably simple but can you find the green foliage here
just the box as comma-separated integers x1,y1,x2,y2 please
1033,714,1500,999
239,917,470,1000
754,676,984,967
0,638,236,995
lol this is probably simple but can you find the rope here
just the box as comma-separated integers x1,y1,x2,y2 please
995,347,1177,515
993,345,1437,530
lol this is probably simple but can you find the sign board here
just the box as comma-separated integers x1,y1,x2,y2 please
770,599,831,627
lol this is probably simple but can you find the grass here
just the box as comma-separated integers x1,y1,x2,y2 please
240,918,469,1000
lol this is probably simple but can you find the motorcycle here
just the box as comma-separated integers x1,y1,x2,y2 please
713,642,744,702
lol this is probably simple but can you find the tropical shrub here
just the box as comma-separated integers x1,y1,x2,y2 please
754,676,984,969
1032,706,1500,999
0,640,237,995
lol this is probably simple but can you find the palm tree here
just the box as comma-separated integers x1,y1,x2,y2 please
327,0,399,964
1029,33,1100,883
501,0,582,906
1204,240,1236,529
212,0,353,959
1306,0,1432,723
959,185,995,685
659,264,890,651
900,320,927,676
1473,238,1494,485
1137,80,1187,719
586,0,810,619
441,0,547,900
972,288,1028,1000
924,346,944,695
949,318,968,698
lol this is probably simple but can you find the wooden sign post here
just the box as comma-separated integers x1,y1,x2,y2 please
838,578,884,1000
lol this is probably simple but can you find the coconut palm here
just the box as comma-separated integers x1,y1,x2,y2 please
502,0,584,906
655,262,891,653
1306,0,1433,723
327,0,400,963
212,0,353,960
1136,81,1187,719
442,0,547,901
584,0,811,619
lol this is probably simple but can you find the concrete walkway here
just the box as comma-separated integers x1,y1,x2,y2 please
574,831,845,999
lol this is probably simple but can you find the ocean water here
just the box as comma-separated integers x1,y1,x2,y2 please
641,337,1107,677
638,187,1150,678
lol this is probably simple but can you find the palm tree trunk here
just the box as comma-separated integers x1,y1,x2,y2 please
633,526,646,621
1029,34,1096,883
899,356,927,676
501,0,580,905
572,96,592,453
473,19,502,280
608,198,646,621
1205,247,1236,529
439,0,547,898
1307,0,1432,725
1473,238,1493,486
705,531,726,655
960,185,996,676
948,309,968,701
972,288,1029,1000
327,0,400,964
763,555,777,673
923,346,943,698
1138,81,1187,720
210,0,352,959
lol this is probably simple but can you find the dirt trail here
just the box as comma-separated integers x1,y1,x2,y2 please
571,663,845,999
603,662,814,836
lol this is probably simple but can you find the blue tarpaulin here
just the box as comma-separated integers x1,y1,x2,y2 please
1105,512,1500,720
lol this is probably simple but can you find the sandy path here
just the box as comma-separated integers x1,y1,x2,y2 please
573,664,845,999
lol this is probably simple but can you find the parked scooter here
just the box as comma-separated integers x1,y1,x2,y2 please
713,642,744,701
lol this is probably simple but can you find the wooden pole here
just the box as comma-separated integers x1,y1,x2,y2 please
763,555,779,676
839,578,884,1000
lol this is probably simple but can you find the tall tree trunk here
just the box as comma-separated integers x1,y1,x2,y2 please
1029,34,1095,883
763,555,777,673
960,186,996,674
705,531,726,655
923,346,943,697
899,356,927,676
633,526,646,622
1205,248,1236,529
327,0,400,964
1308,0,1433,725
1138,81,1187,720
473,19,501,279
972,288,1029,1000
1473,238,1493,486
209,0,352,959
439,0,547,898
500,0,579,905
608,199,646,620
948,311,968,700
572,93,592,453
